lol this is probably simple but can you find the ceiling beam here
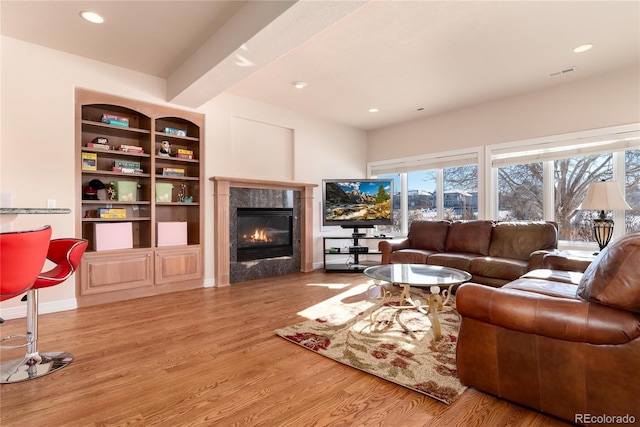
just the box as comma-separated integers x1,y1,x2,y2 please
167,0,368,108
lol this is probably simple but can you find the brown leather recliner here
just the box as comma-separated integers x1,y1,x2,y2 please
455,232,640,426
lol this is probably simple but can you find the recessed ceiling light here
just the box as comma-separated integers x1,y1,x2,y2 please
573,44,593,53
368,108,379,113
80,11,104,24
293,81,308,89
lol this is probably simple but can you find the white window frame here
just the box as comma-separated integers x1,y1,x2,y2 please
368,147,484,235
487,123,640,249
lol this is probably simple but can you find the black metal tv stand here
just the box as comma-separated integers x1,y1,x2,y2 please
323,231,392,273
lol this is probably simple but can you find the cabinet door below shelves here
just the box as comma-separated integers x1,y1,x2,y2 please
155,247,201,285
80,251,154,295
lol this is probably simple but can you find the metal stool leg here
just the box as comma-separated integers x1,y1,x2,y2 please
0,289,73,384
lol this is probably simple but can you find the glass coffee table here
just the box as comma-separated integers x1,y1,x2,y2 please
363,264,472,340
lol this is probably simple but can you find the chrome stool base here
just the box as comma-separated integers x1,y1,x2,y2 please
0,351,73,384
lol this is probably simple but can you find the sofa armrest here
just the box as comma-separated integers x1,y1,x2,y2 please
527,249,558,271
543,253,592,272
378,239,411,264
456,283,640,345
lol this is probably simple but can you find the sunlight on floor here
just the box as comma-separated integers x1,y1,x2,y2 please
298,279,388,320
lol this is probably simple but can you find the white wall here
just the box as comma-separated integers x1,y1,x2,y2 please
367,66,640,162
0,36,368,317
199,93,368,282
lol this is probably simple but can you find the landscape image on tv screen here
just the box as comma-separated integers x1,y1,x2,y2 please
323,179,393,226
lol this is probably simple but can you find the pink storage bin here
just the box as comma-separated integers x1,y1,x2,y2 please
94,222,133,251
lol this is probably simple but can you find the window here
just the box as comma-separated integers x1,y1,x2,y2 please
369,124,638,245
490,124,640,244
555,154,612,241
443,165,478,220
369,148,481,234
626,149,640,233
497,163,543,221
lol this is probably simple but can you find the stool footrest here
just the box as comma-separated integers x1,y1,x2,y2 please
0,351,73,383
0,333,34,349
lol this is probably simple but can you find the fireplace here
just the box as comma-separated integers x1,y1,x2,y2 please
236,208,294,261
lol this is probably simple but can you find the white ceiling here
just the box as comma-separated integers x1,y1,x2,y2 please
2,1,639,130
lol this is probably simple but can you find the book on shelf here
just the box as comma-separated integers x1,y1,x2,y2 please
87,142,112,150
163,127,186,136
98,208,127,219
82,152,97,171
176,148,194,159
114,160,141,169
112,167,142,174
101,114,129,128
162,167,185,177
119,145,145,154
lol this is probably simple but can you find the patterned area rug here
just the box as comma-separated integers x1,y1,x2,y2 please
275,288,466,404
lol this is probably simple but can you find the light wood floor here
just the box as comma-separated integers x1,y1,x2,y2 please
0,270,571,427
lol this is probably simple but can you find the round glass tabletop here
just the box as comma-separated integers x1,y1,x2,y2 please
363,264,471,287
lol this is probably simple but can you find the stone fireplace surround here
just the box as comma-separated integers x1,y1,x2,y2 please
210,177,317,286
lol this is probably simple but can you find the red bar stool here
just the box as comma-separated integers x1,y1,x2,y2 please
0,225,52,302
0,237,87,383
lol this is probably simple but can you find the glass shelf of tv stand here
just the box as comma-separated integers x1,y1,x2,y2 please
323,235,392,273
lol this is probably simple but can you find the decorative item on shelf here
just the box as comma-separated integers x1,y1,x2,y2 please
101,114,129,128
107,184,116,201
579,180,631,252
163,127,187,137
158,140,172,157
98,208,126,219
110,180,138,202
119,145,144,154
178,184,186,202
82,179,105,200
162,167,185,177
155,183,173,203
87,136,111,150
177,148,194,160
81,152,97,171
112,160,142,174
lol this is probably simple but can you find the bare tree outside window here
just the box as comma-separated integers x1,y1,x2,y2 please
497,163,543,221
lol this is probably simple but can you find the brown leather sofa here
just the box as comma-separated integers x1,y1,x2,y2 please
456,232,640,426
378,220,559,287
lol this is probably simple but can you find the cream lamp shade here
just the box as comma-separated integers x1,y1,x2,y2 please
580,181,631,211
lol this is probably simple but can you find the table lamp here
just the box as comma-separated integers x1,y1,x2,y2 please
579,180,631,251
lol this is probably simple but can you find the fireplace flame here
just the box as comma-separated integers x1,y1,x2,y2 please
244,228,272,243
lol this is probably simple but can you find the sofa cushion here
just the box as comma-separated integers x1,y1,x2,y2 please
577,232,640,313
444,220,493,255
389,249,433,264
521,269,583,285
505,277,580,299
470,257,528,281
407,220,450,252
489,221,557,261
426,252,477,272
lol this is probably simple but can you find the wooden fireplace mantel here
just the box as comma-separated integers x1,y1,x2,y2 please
210,176,318,287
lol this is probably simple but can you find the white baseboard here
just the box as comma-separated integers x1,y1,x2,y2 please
0,298,77,321
203,278,215,288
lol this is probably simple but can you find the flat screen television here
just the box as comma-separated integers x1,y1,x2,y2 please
322,179,394,230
